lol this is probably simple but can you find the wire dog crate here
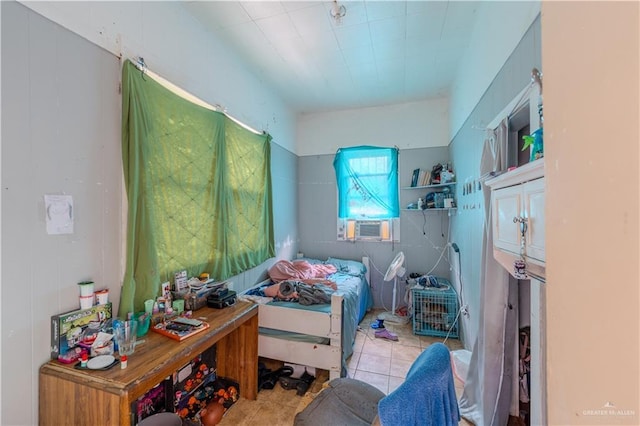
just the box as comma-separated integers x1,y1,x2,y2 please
412,280,459,338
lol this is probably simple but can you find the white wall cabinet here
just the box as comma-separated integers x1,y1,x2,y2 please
487,160,545,278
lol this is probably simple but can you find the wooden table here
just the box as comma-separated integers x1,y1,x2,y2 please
39,301,258,426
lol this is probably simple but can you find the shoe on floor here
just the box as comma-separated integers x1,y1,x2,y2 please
279,370,315,396
370,319,385,329
374,328,398,341
260,365,293,391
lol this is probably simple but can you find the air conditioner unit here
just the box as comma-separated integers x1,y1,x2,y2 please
337,219,398,242
356,220,385,239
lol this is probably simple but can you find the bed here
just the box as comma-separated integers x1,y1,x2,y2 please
242,257,373,380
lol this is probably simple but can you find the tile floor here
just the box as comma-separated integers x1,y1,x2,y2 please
219,309,471,425
348,310,464,395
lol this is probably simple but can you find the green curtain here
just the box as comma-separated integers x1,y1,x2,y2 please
120,60,274,316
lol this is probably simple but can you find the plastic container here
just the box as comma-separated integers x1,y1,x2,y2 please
79,294,94,309
144,299,154,314
530,128,543,162
78,281,94,296
137,413,181,426
134,312,151,337
451,349,472,384
95,289,109,305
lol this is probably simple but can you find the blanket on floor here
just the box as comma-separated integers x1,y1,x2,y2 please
378,342,459,426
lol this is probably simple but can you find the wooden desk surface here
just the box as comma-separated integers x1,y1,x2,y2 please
40,301,258,403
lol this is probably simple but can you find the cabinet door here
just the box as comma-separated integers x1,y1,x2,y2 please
492,184,522,255
524,177,545,263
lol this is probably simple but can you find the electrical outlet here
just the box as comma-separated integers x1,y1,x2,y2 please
461,304,469,317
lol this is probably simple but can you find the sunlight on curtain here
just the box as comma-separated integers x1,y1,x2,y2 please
333,146,399,219
120,60,273,315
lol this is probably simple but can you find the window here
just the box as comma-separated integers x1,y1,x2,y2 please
333,146,400,241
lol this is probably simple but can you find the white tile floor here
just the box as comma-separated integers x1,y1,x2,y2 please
347,310,464,395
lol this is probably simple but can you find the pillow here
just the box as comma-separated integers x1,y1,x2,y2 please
295,257,324,265
325,257,367,276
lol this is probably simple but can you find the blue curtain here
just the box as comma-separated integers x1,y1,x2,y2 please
333,146,399,219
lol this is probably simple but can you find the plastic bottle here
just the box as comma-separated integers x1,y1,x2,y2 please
417,198,423,210
121,354,128,369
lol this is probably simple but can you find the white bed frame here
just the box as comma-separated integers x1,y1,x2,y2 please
255,257,370,380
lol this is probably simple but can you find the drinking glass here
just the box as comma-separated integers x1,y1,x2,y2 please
114,319,138,356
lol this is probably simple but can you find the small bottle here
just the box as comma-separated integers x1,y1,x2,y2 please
417,198,423,209
80,352,88,368
120,355,128,369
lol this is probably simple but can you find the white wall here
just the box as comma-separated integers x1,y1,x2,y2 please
449,1,540,141
448,15,541,349
2,4,122,424
296,98,452,311
297,97,449,156
543,2,639,423
297,147,453,312
2,2,299,424
20,0,297,154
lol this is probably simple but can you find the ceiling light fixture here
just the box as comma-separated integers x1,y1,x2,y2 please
330,0,346,25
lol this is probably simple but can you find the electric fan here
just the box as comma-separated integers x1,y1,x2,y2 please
378,251,410,324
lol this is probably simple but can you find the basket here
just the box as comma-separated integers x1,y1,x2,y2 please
412,280,459,338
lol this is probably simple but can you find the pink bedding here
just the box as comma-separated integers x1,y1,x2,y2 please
268,260,337,282
264,260,338,299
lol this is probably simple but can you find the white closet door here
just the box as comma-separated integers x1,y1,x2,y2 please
492,184,523,256
524,177,545,263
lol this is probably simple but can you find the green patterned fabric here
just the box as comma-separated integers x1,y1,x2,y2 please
120,60,273,316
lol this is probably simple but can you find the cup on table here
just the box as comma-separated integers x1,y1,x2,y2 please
144,299,154,314
114,319,138,356
95,289,109,305
172,299,185,314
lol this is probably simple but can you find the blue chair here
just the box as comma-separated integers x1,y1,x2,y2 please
294,342,459,426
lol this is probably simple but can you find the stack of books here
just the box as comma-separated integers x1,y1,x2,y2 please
410,168,432,187
152,316,210,341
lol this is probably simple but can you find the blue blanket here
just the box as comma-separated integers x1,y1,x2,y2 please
378,343,459,426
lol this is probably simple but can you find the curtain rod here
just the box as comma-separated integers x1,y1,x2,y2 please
131,57,265,136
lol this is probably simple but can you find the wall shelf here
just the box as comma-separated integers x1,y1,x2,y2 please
402,208,456,212
402,182,456,190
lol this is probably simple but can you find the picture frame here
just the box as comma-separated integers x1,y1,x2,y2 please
161,281,171,299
